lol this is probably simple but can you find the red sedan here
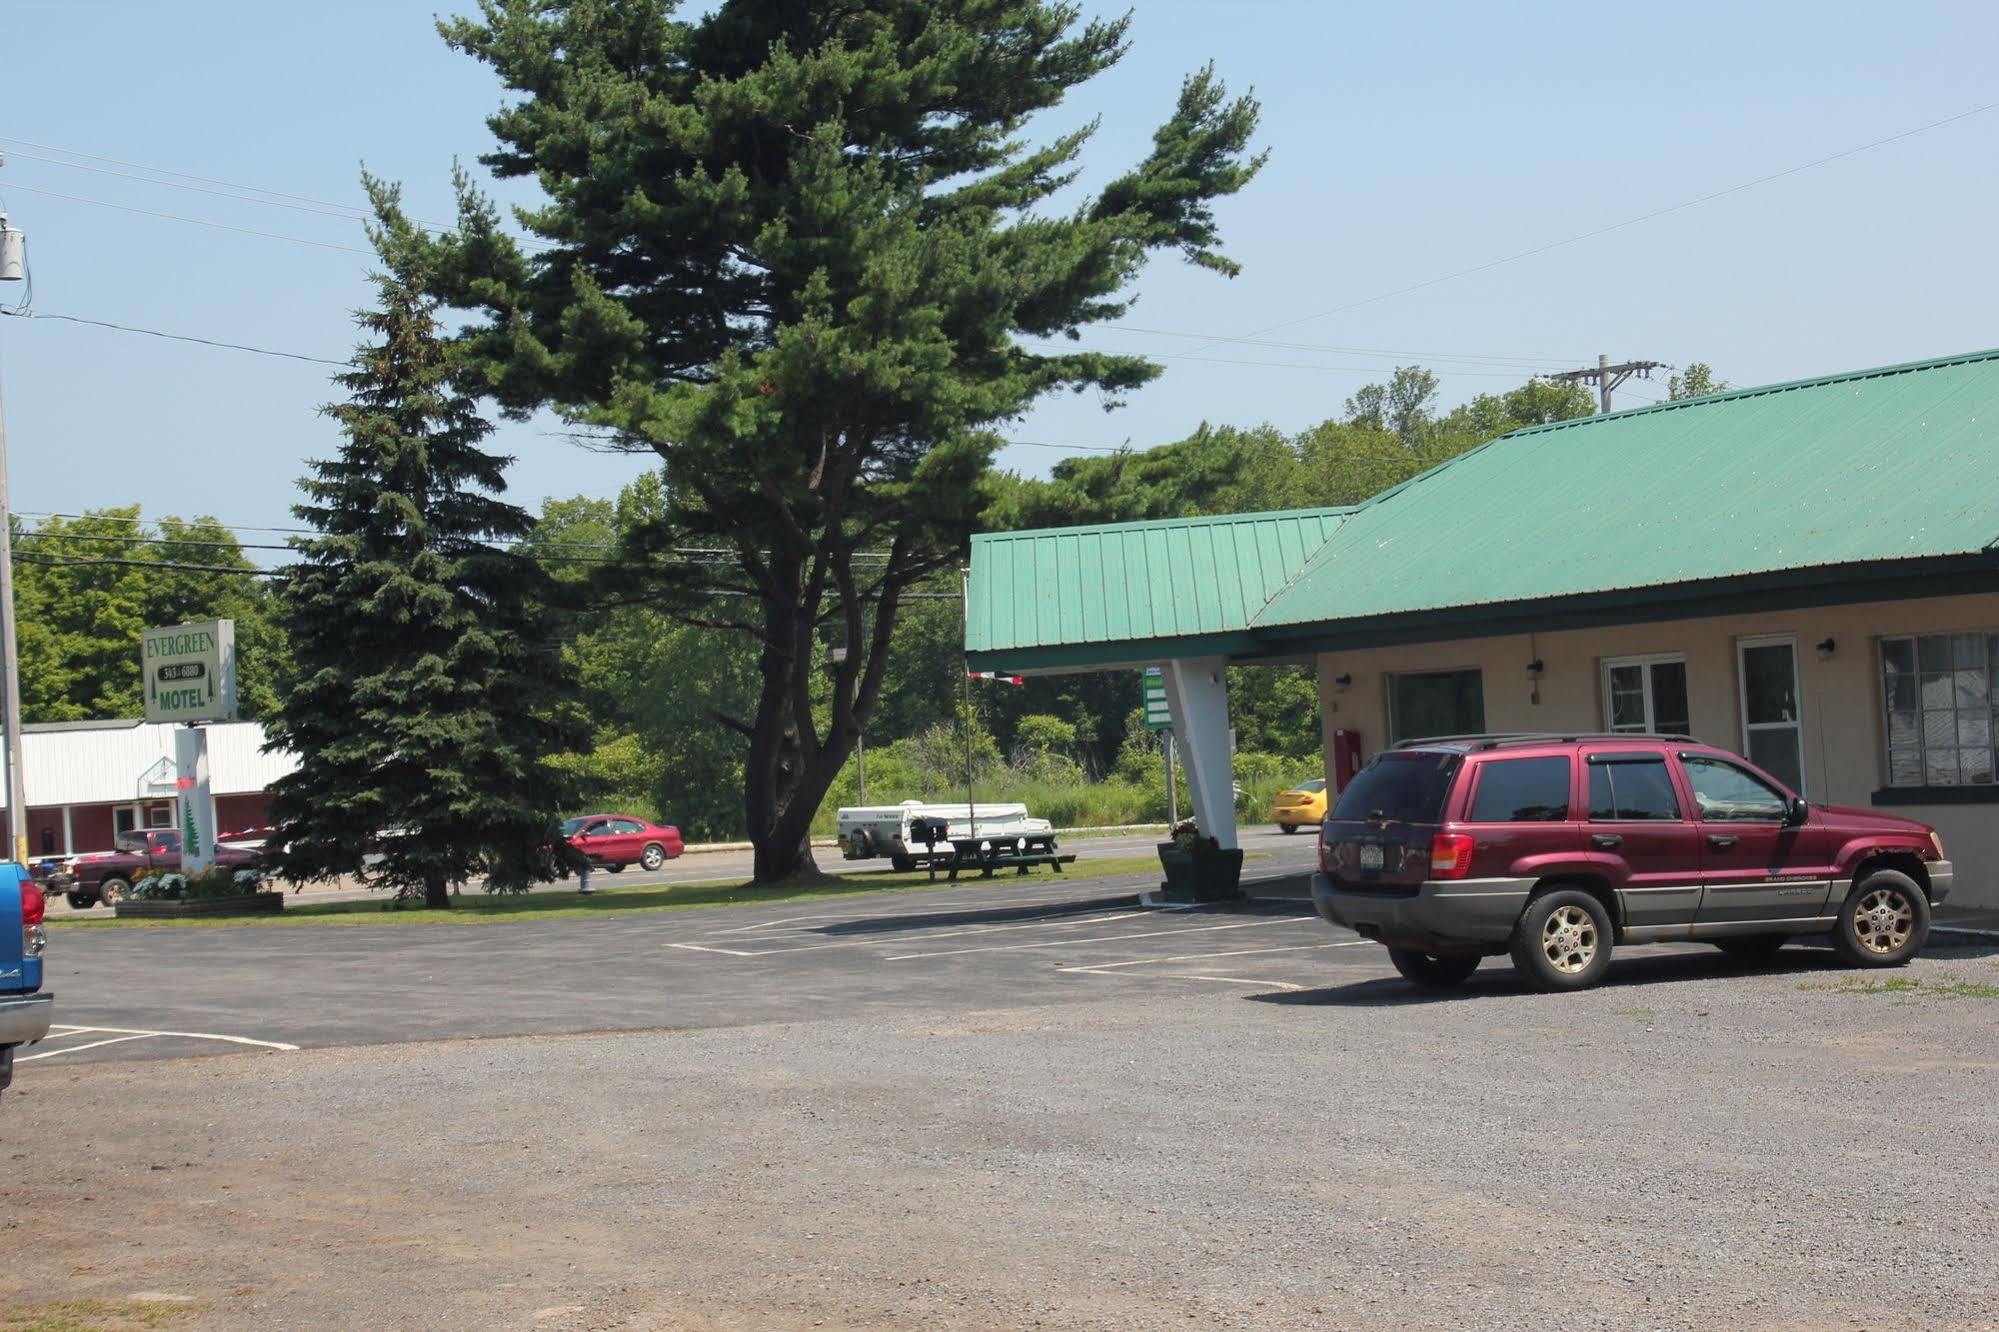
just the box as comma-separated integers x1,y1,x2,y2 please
562,814,685,872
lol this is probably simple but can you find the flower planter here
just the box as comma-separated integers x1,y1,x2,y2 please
1154,842,1246,904
115,892,285,919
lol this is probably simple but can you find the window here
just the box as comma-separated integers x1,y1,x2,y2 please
1881,632,1996,787
1682,755,1788,821
1601,654,1689,735
1387,669,1485,744
1295,779,1327,794
1331,752,1458,823
1468,757,1571,822
1738,636,1806,794
147,804,174,828
1586,756,1681,821
611,818,647,834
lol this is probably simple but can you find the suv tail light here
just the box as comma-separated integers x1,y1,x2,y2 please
1318,836,1334,875
1429,833,1475,880
21,880,46,958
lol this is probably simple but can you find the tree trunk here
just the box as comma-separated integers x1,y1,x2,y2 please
744,635,837,885
423,876,452,910
743,585,854,885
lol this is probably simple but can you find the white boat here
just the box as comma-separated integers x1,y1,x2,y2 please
836,800,1053,870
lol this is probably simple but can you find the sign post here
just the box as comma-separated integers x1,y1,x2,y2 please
141,621,237,875
1143,667,1177,825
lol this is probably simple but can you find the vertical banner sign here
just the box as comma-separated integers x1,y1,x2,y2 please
174,727,217,875
1142,666,1173,731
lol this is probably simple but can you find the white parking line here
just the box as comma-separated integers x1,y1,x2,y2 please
1058,940,1368,972
884,917,1311,961
20,1025,299,1061
707,889,1103,937
674,908,1156,958
20,1034,157,1060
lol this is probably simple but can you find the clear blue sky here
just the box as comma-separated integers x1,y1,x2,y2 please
3,0,1996,541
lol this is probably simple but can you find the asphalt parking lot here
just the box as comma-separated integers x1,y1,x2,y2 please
27,837,1331,1067
12,845,1999,1330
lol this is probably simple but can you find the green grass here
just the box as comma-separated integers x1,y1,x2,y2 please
47,854,1193,930
0,1299,201,1332
1798,973,1999,1000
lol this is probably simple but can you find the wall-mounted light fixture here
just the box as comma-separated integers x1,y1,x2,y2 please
1333,673,1353,689
1815,637,1837,659
1526,658,1545,679
1526,657,1544,707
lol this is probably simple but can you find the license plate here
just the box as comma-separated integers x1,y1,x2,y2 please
1357,842,1384,871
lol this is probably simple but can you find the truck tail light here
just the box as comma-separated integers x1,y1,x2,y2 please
1318,837,1335,874
21,881,46,957
1429,833,1475,880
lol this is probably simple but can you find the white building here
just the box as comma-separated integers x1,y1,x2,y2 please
0,719,295,856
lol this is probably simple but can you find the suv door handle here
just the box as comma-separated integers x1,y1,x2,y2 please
1590,833,1622,850
1707,834,1740,850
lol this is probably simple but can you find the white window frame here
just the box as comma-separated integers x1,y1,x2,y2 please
1600,652,1688,735
1736,633,1805,795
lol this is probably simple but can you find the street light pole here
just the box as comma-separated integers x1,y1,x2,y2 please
0,214,27,864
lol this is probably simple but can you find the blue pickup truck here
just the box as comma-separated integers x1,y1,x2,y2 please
0,863,52,1099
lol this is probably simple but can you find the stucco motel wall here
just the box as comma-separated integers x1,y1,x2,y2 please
1314,590,1999,908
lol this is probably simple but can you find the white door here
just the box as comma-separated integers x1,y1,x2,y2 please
1737,635,1806,794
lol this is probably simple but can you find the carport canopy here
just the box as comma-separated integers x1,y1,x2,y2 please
964,347,1999,849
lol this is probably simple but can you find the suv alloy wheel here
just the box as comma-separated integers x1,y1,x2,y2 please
1831,868,1929,967
1509,888,1615,992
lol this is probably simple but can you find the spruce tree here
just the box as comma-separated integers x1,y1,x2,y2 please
391,0,1265,882
265,194,580,908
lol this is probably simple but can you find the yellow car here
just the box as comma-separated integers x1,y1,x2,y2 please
1269,779,1329,833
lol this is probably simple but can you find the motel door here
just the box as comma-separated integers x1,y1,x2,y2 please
1737,635,1805,795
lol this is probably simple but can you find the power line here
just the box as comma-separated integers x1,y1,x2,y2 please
15,522,903,568
1099,324,1581,368
0,307,352,367
1185,98,1999,353
0,181,373,255
0,135,461,231
1025,336,1532,377
2,150,385,224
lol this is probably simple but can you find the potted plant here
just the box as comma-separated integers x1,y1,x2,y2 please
1155,818,1245,903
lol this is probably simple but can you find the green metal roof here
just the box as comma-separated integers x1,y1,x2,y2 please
965,507,1350,660
967,348,1999,671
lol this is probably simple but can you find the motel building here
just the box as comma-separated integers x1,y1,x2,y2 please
964,348,1999,909
0,719,293,857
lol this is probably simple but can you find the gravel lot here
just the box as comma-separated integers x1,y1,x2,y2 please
3,924,1996,1331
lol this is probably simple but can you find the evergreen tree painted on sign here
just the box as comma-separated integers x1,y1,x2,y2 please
264,187,582,909
385,0,1267,882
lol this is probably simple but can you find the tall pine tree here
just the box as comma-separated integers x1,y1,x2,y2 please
388,0,1266,882
266,193,580,908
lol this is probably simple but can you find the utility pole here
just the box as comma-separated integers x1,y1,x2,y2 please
0,209,28,864
1546,353,1667,414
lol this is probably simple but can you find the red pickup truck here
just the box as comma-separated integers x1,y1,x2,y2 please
56,829,259,909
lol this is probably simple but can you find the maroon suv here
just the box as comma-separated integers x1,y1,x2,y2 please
1311,733,1953,992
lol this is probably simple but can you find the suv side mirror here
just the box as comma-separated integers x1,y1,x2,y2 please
1785,796,1810,827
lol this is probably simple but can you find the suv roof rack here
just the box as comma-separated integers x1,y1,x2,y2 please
1393,732,1698,752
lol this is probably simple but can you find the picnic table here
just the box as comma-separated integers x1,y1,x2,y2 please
911,820,1077,882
